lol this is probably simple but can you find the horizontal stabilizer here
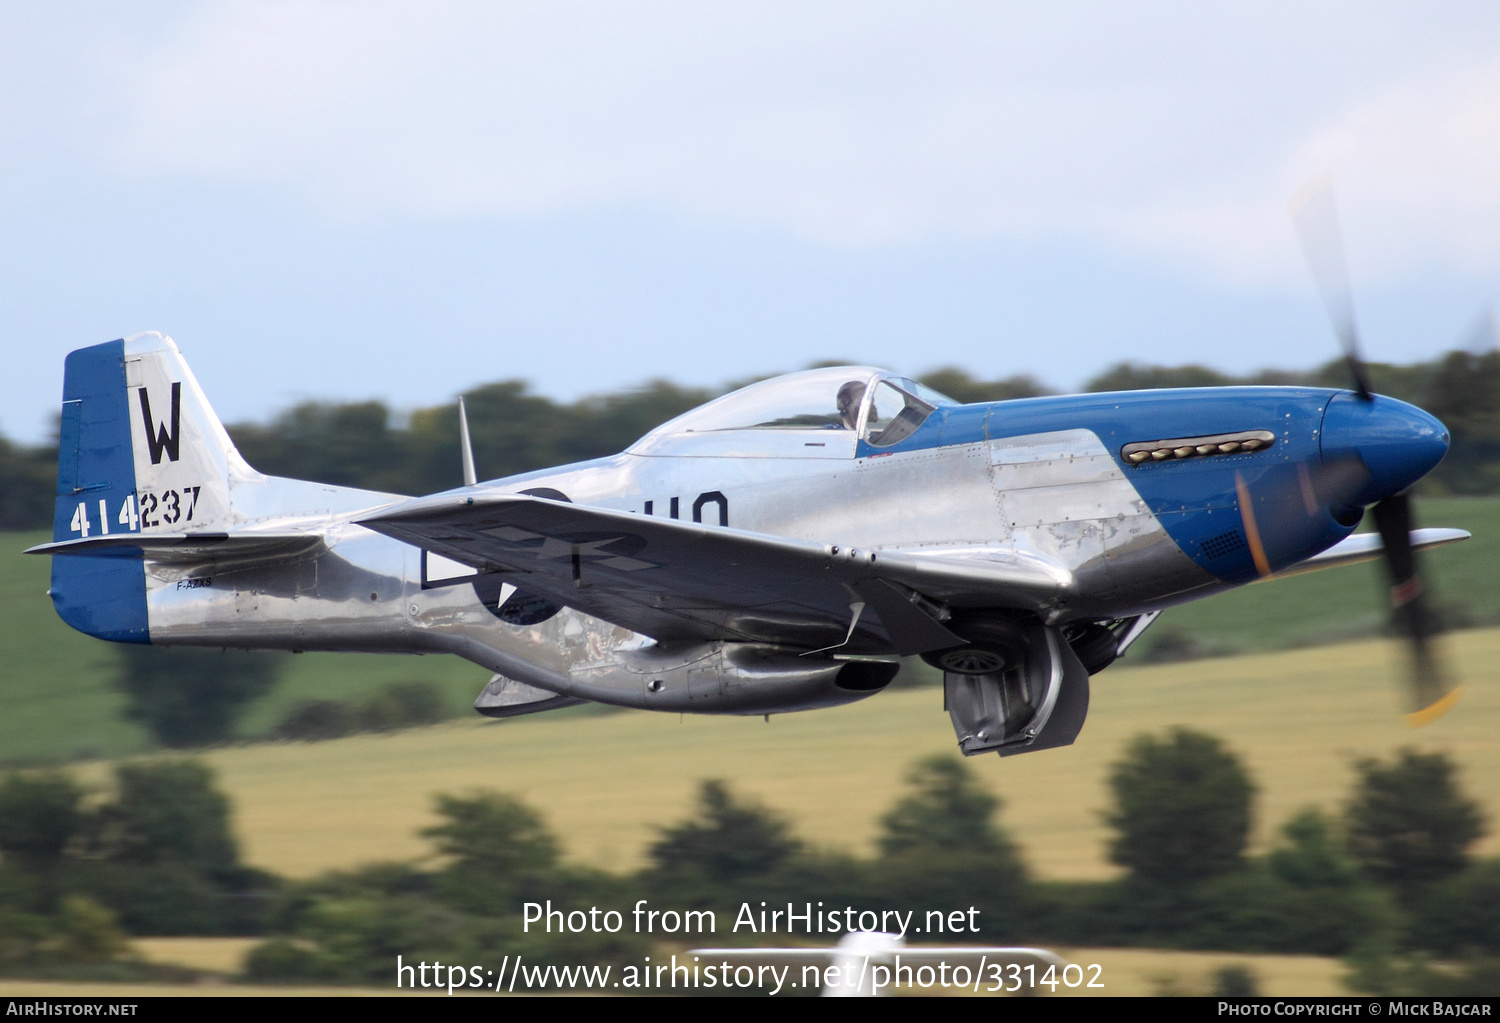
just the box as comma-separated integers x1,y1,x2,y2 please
25,531,323,564
1279,527,1469,577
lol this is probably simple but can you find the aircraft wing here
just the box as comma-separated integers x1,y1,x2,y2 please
1276,527,1469,578
358,493,1071,654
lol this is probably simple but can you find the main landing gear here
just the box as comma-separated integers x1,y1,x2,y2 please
922,614,1092,757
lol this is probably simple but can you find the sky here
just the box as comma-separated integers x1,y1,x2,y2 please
4,1,1500,443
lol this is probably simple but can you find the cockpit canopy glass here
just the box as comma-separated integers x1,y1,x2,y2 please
630,366,958,452
645,367,886,436
864,379,937,447
891,377,959,410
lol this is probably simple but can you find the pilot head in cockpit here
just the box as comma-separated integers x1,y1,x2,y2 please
836,381,866,430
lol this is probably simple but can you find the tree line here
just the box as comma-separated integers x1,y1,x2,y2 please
1,732,1493,994
5,348,1500,531
0,759,274,978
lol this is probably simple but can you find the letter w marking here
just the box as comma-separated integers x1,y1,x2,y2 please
138,383,182,464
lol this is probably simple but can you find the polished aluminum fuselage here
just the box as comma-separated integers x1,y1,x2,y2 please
143,422,1209,713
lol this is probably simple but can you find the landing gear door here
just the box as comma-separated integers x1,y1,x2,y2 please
943,621,1090,756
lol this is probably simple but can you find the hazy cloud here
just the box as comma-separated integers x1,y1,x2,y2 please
96,1,1500,285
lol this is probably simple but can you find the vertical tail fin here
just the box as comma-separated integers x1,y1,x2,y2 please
50,332,253,642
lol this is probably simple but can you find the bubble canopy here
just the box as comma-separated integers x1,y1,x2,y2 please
628,366,957,457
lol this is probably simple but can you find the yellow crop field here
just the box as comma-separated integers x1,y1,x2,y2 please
77,627,1500,881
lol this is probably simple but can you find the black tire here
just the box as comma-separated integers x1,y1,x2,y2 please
920,615,1028,676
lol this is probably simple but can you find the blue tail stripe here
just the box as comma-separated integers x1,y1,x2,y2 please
49,339,149,644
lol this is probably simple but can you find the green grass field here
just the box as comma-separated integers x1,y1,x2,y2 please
0,529,493,762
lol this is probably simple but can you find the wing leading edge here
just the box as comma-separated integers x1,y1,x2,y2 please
357,494,1072,654
1276,527,1469,577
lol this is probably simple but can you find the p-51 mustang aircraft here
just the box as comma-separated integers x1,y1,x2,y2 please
28,185,1470,757
30,327,1465,757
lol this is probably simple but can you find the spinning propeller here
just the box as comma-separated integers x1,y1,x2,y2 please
1276,177,1460,725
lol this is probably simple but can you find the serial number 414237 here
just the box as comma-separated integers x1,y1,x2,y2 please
68,487,202,537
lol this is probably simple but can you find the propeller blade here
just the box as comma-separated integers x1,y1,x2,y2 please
1290,179,1457,722
1370,494,1460,724
1290,176,1374,401
1233,471,1273,578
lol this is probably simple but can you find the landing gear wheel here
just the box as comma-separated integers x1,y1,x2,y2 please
927,615,1038,749
921,616,1027,676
